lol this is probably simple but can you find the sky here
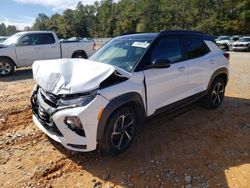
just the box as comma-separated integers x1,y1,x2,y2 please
0,0,100,30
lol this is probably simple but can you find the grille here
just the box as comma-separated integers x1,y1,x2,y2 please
40,90,58,108
31,92,63,137
38,107,50,122
234,44,246,47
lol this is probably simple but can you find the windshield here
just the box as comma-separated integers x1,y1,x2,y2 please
2,33,23,45
89,38,151,72
217,36,230,41
239,37,250,42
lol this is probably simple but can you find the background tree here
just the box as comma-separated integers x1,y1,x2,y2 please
1,0,248,38
0,23,7,36
32,13,49,31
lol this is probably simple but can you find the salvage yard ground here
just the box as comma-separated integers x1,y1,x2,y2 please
0,52,250,188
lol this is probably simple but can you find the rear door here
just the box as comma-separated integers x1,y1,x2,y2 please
38,33,61,60
15,33,44,66
181,37,211,96
143,36,188,115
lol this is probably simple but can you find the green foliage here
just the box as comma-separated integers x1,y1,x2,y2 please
1,0,249,37
0,23,18,36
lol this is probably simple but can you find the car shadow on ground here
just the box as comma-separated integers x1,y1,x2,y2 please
50,96,250,187
0,68,32,82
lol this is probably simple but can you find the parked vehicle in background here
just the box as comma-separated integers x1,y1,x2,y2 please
231,36,250,51
31,30,229,154
228,35,241,51
216,36,230,50
0,36,8,43
0,31,96,76
60,37,94,42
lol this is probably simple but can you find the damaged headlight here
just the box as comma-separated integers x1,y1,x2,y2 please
58,91,97,107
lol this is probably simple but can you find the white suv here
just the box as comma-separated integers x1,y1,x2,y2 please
31,30,229,154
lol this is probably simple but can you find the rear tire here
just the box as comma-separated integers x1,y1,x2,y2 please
202,78,225,109
0,57,15,76
100,107,138,155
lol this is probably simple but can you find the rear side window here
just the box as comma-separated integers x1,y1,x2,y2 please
151,37,182,63
39,33,55,44
182,37,210,59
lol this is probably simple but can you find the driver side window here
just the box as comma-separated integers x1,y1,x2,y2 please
151,37,182,63
18,34,40,46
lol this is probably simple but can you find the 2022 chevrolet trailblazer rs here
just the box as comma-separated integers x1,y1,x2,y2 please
31,30,229,155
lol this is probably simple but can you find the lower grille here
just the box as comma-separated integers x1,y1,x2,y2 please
38,116,63,137
31,92,63,137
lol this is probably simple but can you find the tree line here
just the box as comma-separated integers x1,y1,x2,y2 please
1,0,250,38
0,23,18,36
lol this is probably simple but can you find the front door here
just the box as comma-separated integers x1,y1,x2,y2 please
143,37,188,115
15,33,44,67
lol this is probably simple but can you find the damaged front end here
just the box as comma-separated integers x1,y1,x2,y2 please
31,58,130,139
32,58,130,95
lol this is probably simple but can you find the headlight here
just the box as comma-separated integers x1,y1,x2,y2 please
58,92,96,107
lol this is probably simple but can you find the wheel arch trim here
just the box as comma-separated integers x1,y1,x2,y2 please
97,92,146,141
207,67,228,90
0,56,17,67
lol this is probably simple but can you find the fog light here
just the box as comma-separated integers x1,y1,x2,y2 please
64,116,85,137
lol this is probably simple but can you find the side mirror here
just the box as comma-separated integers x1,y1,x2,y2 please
147,59,171,69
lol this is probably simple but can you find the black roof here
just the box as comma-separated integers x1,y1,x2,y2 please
117,32,158,40
117,30,214,42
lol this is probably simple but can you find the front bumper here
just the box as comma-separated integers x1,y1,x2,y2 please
31,88,109,152
217,43,228,50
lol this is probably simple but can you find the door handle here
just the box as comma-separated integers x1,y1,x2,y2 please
209,59,215,64
178,67,185,72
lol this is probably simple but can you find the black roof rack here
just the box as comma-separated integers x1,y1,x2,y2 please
121,32,143,36
159,30,203,36
159,30,214,42
118,30,214,42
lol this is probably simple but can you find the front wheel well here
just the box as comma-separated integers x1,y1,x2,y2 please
110,101,146,124
97,93,146,142
214,73,228,86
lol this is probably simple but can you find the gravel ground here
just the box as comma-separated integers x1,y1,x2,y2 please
0,52,250,188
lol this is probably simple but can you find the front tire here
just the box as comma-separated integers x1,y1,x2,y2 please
101,107,138,155
202,78,225,109
0,57,15,76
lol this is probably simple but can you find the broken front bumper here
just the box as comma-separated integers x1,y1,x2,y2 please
31,87,109,152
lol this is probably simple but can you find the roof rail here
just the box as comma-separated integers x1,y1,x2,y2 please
159,30,214,42
159,30,203,36
120,32,146,36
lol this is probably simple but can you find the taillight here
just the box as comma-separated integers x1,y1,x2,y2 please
223,52,230,60
93,42,96,50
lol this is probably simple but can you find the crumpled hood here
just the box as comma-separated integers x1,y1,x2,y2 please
32,58,130,95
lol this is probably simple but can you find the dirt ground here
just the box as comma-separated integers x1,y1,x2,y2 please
0,52,250,188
